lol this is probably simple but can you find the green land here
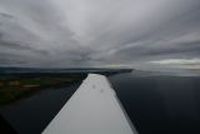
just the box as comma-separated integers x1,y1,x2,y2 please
0,75,85,105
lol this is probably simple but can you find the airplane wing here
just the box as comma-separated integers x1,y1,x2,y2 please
42,74,137,134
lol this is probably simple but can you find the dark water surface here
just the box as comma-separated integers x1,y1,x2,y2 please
1,72,200,134
0,82,82,134
109,72,200,134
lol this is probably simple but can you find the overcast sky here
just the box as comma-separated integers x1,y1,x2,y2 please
0,0,200,74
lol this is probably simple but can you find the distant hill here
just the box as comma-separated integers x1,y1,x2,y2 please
0,67,133,76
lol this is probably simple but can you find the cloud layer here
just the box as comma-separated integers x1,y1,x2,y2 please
0,0,200,73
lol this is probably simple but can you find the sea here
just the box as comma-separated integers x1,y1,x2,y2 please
0,71,200,134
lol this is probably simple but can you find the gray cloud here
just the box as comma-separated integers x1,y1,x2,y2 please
0,0,200,74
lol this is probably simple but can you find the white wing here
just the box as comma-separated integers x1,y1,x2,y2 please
42,74,137,134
